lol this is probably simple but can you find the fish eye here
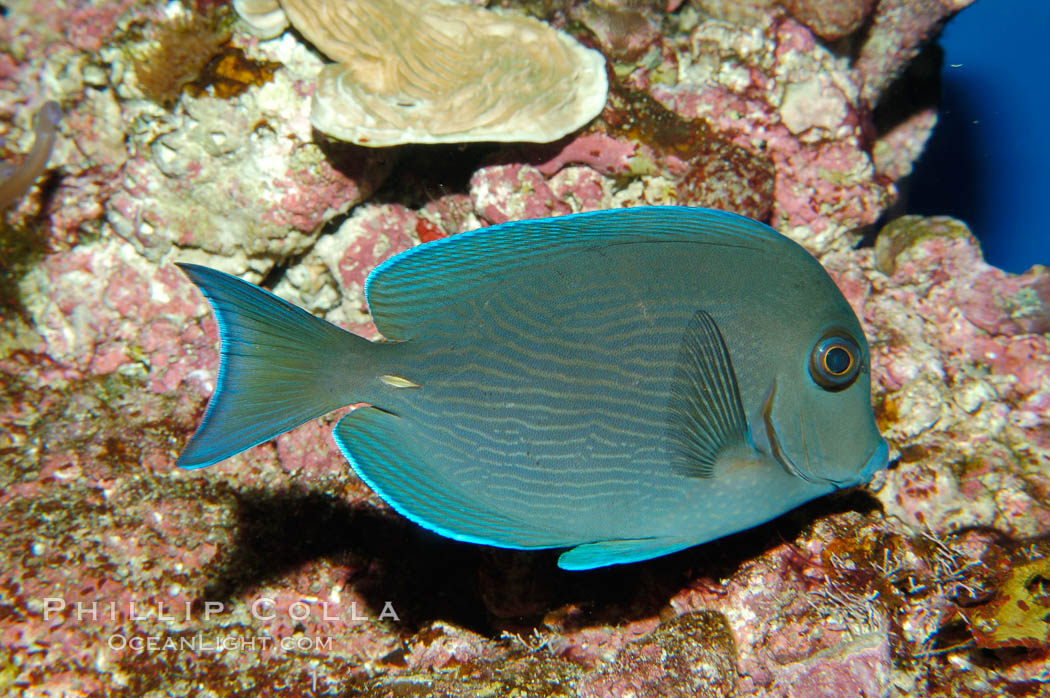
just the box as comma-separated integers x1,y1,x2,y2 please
809,332,861,390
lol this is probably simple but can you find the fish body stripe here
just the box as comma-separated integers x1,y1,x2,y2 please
384,275,701,536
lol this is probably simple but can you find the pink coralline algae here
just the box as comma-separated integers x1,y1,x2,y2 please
1,0,139,53
865,217,1050,537
855,0,978,104
2,0,1047,695
571,3,663,62
470,163,573,225
280,203,424,334
779,0,876,40
533,132,639,178
105,96,392,280
650,16,890,244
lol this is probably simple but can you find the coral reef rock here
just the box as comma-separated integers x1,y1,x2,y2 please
0,0,1045,694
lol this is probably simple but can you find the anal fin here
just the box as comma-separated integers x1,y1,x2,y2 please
333,407,566,550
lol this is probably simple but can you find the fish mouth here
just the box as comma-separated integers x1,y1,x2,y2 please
853,438,889,486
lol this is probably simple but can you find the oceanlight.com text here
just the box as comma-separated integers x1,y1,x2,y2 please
107,633,333,654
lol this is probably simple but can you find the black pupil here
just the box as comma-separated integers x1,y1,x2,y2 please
824,346,851,375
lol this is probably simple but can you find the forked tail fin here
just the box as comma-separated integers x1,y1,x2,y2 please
176,263,375,468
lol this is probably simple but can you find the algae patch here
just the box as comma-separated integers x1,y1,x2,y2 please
969,557,1050,650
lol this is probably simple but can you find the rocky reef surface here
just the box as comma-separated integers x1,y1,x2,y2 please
2,0,1048,695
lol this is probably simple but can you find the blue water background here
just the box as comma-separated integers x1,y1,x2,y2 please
906,0,1050,273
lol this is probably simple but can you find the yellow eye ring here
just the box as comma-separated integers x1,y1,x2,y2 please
810,333,861,390
822,345,854,376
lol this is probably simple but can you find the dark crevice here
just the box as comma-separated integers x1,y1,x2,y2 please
195,484,883,637
367,143,500,208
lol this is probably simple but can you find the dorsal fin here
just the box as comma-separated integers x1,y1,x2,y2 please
666,310,750,478
365,206,786,340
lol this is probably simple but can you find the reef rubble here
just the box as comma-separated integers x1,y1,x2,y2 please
1,0,1046,695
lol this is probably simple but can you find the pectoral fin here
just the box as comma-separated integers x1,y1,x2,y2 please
666,310,751,478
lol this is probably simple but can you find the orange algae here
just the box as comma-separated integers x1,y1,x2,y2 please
187,48,283,100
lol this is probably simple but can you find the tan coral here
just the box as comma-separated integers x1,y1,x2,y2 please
233,0,289,39
237,0,608,145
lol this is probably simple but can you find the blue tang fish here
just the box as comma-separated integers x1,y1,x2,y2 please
177,206,888,570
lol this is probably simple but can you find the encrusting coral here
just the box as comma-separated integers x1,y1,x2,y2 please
235,0,609,145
